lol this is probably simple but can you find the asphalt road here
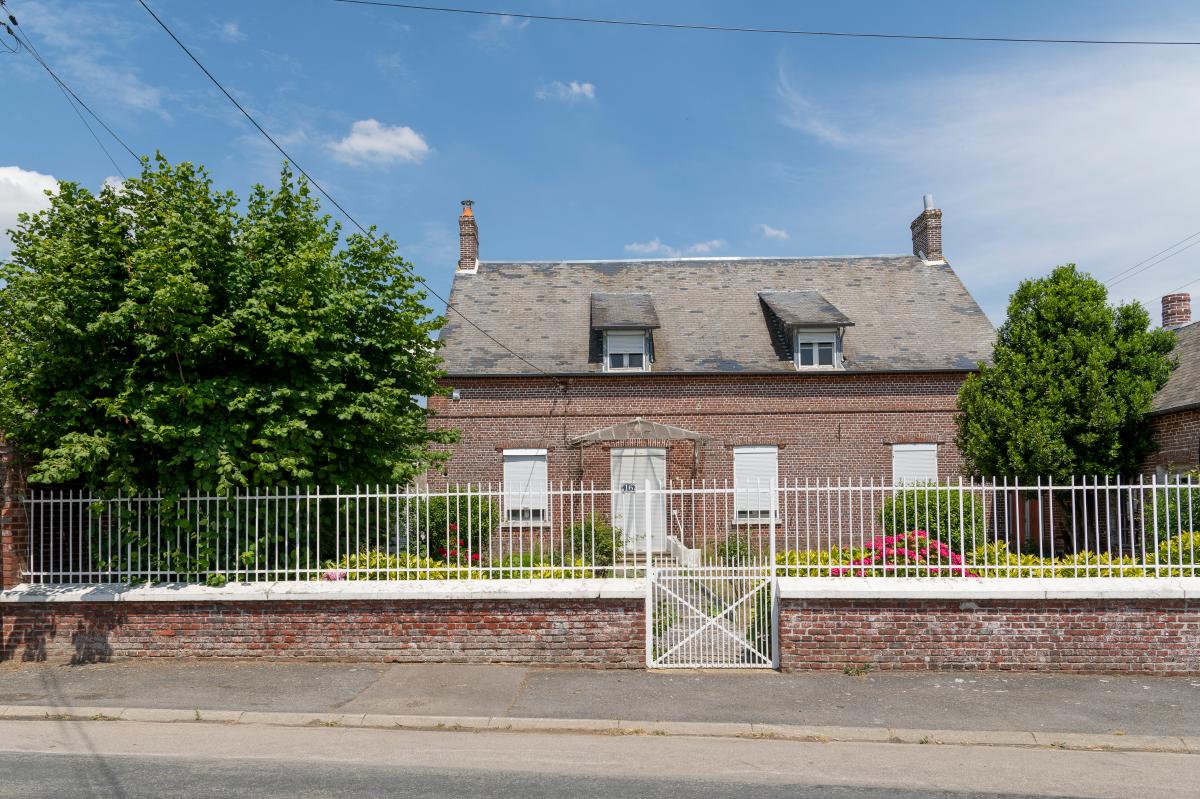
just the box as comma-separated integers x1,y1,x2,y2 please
0,751,1126,799
1,719,1197,799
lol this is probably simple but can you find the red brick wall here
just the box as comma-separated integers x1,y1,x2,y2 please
428,372,970,486
1145,408,1200,473
781,598,1200,674
1,599,645,666
0,438,28,591
6,595,1196,674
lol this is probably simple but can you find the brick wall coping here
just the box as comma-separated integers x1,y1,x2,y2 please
5,577,1195,604
0,578,646,604
778,577,1200,600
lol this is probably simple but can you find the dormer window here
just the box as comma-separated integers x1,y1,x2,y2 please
605,331,649,372
794,329,839,369
758,290,853,372
590,292,660,374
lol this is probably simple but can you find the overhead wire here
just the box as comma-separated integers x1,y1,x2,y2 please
1104,230,1200,286
137,0,555,379
332,0,1200,47
7,26,130,178
4,12,139,168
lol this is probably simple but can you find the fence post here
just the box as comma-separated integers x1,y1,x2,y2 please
643,479,653,573
768,480,777,573
0,437,29,590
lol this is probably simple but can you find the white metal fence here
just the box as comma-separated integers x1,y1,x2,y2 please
20,476,1199,584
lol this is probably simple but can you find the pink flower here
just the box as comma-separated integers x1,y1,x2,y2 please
322,569,347,581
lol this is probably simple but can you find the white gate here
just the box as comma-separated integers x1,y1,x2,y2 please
648,567,777,669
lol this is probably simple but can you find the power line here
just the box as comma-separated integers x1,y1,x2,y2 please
1104,229,1200,286
5,17,139,166
1107,237,1200,290
136,0,552,378
7,26,130,177
333,0,1200,46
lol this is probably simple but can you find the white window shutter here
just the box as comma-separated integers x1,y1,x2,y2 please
733,446,778,515
892,444,938,485
503,450,548,513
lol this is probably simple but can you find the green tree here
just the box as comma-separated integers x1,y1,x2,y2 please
956,264,1174,479
0,156,455,495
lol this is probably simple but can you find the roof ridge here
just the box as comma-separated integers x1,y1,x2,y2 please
476,255,917,265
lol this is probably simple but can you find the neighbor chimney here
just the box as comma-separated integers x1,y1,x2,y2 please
458,200,479,272
910,194,943,261
1162,292,1192,329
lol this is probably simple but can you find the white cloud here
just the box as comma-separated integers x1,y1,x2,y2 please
687,239,726,255
471,14,530,48
774,62,850,146
329,119,430,166
16,2,166,118
0,166,57,258
536,80,596,103
624,238,726,258
773,48,1200,324
220,21,245,43
624,238,677,257
757,224,789,241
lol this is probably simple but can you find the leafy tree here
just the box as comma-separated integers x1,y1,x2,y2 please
956,264,1174,479
0,156,455,496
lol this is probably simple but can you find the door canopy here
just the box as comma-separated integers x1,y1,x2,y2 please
569,417,709,447
570,417,708,474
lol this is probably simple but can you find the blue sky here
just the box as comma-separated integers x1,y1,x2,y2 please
4,0,1200,325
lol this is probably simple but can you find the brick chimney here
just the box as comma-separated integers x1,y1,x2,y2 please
1162,292,1192,329
910,194,943,261
458,200,479,272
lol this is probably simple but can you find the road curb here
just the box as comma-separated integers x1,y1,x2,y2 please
0,704,1194,755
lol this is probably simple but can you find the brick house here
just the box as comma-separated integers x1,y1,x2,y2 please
1147,293,1199,474
427,196,994,537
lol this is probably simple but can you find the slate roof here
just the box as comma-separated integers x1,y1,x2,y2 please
759,290,854,327
437,256,995,376
1153,321,1200,414
590,293,661,330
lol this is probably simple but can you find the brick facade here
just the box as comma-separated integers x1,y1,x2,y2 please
428,372,969,486
1145,407,1200,473
781,598,1200,674
0,438,28,591
1,598,646,666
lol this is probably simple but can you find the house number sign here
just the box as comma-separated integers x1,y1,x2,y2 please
621,483,637,493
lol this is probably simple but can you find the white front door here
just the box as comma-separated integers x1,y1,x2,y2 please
611,448,667,552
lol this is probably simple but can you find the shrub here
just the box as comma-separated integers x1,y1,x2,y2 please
968,541,1146,577
1154,532,1200,576
880,486,985,554
404,494,500,557
714,533,755,565
320,550,457,580
564,514,624,565
1150,481,1200,542
489,554,592,579
775,549,860,577
831,530,976,577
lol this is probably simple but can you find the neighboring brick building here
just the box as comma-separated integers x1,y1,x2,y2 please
429,195,995,528
1146,293,1199,474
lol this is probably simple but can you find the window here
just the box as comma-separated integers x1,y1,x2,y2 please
733,445,778,522
503,449,548,523
794,330,839,369
604,331,648,372
892,443,938,485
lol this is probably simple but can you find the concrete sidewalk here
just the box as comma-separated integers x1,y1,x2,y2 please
2,660,1197,742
